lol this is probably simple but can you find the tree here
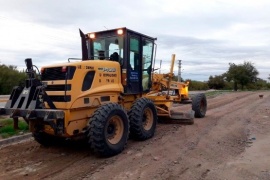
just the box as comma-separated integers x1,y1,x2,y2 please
186,79,209,90
0,64,26,94
208,74,226,89
226,61,258,91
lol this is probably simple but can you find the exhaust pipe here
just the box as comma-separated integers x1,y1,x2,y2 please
79,29,88,61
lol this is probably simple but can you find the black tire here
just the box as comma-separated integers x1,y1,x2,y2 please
87,103,129,157
128,97,157,140
192,93,207,118
33,131,57,146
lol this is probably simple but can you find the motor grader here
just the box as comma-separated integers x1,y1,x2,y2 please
0,27,207,156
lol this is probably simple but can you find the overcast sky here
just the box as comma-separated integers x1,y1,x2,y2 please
0,0,270,81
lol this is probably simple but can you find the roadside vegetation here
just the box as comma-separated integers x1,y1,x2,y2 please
176,61,270,91
204,90,233,99
0,64,26,95
0,117,29,139
207,61,270,91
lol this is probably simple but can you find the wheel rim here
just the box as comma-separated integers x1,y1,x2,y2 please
200,99,206,114
106,115,124,145
143,107,154,130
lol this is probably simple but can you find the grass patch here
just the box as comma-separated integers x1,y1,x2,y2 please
204,90,232,98
0,118,29,139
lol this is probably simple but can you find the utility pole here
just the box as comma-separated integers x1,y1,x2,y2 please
178,60,182,82
159,60,162,74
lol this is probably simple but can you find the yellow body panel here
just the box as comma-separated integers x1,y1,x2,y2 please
41,60,123,136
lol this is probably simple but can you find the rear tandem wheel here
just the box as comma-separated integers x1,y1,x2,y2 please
128,97,158,140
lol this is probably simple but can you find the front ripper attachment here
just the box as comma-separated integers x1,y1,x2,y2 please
0,58,64,135
2,58,55,112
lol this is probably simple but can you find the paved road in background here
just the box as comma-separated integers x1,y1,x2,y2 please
0,95,8,108
0,102,6,108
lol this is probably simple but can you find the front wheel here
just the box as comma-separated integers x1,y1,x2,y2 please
87,103,129,157
33,131,58,146
128,98,157,140
192,93,207,118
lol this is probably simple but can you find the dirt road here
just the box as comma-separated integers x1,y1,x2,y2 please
0,91,269,180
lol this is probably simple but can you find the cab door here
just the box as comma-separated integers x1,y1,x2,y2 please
142,38,154,92
126,35,141,94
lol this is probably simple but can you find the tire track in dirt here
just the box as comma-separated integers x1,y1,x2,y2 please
89,91,268,180
205,92,270,180
206,91,253,110
0,140,110,180
84,91,267,180
152,91,269,180
43,92,261,179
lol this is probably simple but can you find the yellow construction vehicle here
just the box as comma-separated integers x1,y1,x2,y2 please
0,27,207,156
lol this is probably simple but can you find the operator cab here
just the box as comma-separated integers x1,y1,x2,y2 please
81,27,157,94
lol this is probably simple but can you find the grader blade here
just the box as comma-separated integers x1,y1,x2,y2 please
170,110,194,120
170,110,195,124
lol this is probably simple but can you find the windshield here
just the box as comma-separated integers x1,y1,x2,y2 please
91,36,124,63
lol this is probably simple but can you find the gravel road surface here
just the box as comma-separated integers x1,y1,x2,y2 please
0,91,269,180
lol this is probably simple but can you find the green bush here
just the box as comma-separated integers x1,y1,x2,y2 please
0,64,26,95
187,80,209,91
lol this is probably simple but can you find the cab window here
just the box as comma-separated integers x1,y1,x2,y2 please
92,36,123,63
142,40,153,91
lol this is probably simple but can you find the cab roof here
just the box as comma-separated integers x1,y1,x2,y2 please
86,27,157,41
